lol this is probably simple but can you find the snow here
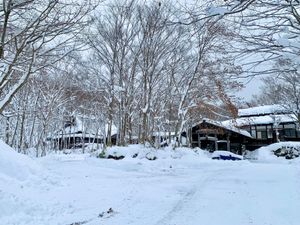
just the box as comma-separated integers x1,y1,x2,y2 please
0,140,43,181
61,117,101,135
152,131,175,136
246,141,300,162
53,117,117,139
141,105,148,114
201,118,252,138
52,132,103,139
105,123,118,136
104,145,206,160
58,117,85,134
223,114,297,127
0,141,59,225
1,143,300,225
238,104,290,117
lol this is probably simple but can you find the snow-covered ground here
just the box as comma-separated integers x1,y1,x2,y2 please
1,142,300,225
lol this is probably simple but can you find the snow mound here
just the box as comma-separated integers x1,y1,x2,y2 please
103,145,210,161
246,142,300,162
0,140,43,181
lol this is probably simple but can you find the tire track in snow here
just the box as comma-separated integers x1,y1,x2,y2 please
154,168,229,225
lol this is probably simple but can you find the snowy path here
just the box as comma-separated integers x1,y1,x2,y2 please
1,156,300,225
156,163,300,225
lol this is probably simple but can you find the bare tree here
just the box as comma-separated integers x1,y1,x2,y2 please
86,0,137,146
0,0,97,113
136,1,179,144
254,58,300,123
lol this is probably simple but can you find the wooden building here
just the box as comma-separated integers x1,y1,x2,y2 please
49,116,103,150
222,105,300,150
190,105,300,153
51,132,104,150
190,119,252,154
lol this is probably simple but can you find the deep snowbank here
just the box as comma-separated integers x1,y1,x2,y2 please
0,140,43,181
103,144,211,161
0,141,61,225
246,142,300,162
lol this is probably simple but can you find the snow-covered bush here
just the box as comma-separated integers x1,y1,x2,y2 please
100,145,208,161
246,142,300,161
273,146,300,159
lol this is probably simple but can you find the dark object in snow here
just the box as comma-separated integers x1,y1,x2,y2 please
107,208,114,213
211,151,243,161
107,155,125,160
147,156,157,161
98,208,116,218
146,153,157,160
273,146,300,159
132,153,138,158
98,150,106,158
274,148,287,157
68,221,88,225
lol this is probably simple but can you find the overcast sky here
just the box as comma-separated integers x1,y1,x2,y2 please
236,77,263,102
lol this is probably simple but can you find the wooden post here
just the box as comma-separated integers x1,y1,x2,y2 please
227,134,230,152
214,134,217,150
5,116,10,144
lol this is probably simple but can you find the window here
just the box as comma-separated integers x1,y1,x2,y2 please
267,125,273,139
257,131,267,139
283,123,297,138
251,127,256,138
283,123,296,129
284,129,296,137
75,137,81,144
257,132,262,139
244,126,251,133
257,125,267,140
277,124,284,129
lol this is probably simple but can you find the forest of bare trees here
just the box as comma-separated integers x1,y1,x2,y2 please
1,0,300,155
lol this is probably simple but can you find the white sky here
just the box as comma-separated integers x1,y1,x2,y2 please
236,76,263,101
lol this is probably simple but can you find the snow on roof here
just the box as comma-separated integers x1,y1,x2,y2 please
222,114,298,127
51,133,104,139
152,131,176,136
59,117,84,135
56,117,117,137
201,119,253,139
238,105,290,117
